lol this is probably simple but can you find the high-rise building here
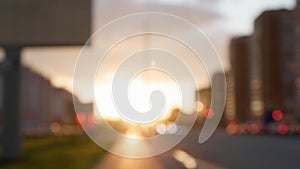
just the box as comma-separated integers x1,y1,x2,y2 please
229,36,252,123
254,10,296,118
250,32,264,121
293,1,300,122
224,71,236,123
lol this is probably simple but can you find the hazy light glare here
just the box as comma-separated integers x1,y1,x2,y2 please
126,134,139,145
203,108,214,119
251,100,264,116
173,149,188,162
196,101,204,112
184,157,197,169
167,123,178,134
94,73,196,122
173,149,197,169
156,123,167,135
226,123,238,135
50,122,61,134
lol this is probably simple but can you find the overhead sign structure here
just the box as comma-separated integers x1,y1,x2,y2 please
0,0,91,160
0,0,91,47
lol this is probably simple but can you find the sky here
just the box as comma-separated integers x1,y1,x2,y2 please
3,0,295,103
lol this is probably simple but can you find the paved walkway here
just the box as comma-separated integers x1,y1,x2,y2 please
92,153,165,169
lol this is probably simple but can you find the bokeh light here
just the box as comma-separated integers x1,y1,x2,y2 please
272,110,283,121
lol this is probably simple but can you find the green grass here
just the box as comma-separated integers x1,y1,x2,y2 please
0,135,106,169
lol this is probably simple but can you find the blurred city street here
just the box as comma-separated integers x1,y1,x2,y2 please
91,130,300,169
179,131,300,169
1,0,300,169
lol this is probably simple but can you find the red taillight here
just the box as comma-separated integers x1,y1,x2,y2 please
277,123,289,135
296,125,300,135
272,110,283,121
203,109,214,119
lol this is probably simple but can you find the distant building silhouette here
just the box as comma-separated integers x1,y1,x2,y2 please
0,66,93,135
293,1,300,122
196,5,300,128
224,71,236,124
229,36,252,123
227,6,300,126
254,9,296,117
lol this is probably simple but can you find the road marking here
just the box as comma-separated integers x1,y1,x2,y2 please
173,149,197,169
173,149,228,169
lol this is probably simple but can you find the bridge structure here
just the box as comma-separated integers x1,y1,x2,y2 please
0,0,91,159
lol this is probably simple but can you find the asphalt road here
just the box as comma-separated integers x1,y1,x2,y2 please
92,130,300,169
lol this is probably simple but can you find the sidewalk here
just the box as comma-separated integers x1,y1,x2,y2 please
91,153,165,169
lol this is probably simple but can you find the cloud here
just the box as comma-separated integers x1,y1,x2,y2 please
93,0,223,30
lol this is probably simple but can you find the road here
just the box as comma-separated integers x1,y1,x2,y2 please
92,130,300,169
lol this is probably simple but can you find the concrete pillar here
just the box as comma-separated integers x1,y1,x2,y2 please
2,47,22,160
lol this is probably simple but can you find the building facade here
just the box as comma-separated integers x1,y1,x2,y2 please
293,1,300,122
0,66,93,135
229,36,252,123
254,10,296,117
